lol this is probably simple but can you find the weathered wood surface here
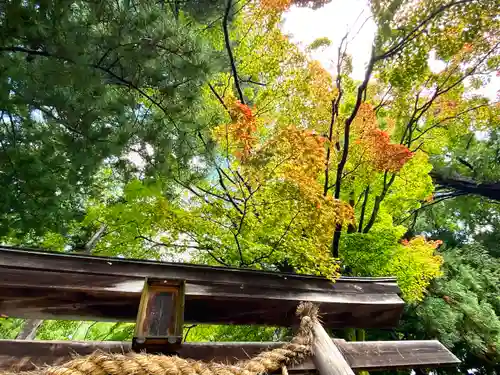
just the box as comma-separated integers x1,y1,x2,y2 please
0,339,460,372
0,246,400,292
0,246,404,328
311,321,354,375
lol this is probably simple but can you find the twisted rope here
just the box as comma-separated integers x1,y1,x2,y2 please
7,303,319,375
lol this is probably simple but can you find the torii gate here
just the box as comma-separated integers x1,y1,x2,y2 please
0,246,459,373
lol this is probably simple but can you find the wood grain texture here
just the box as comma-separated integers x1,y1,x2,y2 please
0,247,404,328
0,246,399,293
0,339,460,372
311,321,354,375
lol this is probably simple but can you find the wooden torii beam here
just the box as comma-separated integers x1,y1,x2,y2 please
0,246,460,373
0,246,404,328
0,339,460,372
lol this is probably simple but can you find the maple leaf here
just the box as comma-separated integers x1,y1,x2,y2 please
352,104,413,172
214,100,258,161
260,0,292,11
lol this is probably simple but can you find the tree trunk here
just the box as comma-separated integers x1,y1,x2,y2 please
431,172,500,201
16,319,43,340
84,224,107,253
331,224,342,258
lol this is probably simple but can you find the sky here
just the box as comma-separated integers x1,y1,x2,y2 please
283,0,375,81
282,0,499,100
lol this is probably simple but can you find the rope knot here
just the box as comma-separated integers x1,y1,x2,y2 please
296,302,319,322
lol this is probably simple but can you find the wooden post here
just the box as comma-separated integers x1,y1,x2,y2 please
311,321,355,375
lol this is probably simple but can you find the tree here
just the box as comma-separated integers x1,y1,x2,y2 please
325,0,500,255
0,0,225,237
430,123,500,202
395,244,500,374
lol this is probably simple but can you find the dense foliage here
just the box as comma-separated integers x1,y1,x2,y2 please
1,0,500,373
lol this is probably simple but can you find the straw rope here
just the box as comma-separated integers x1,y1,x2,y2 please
6,302,319,375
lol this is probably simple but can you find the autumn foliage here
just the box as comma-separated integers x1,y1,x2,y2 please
260,0,330,11
271,127,327,187
353,103,413,172
260,0,292,11
220,100,329,190
217,99,258,161
364,129,414,172
211,98,355,278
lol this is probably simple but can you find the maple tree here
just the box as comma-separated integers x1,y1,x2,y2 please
260,0,330,12
173,95,355,278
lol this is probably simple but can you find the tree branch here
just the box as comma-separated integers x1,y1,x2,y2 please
374,85,392,113
208,82,229,112
375,0,474,62
411,103,492,143
363,172,396,233
174,177,238,204
358,185,370,233
84,224,107,254
330,45,376,257
196,132,244,214
334,45,376,200
183,325,198,342
233,199,248,267
457,157,475,174
323,32,347,196
0,46,184,132
240,78,266,86
135,234,231,267
431,171,500,202
222,0,245,104
403,43,499,147
397,191,466,224
246,209,301,267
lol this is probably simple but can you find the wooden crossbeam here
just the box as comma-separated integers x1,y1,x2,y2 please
0,339,460,372
0,246,404,328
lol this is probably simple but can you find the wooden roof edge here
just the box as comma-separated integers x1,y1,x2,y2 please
0,245,399,287
0,339,460,372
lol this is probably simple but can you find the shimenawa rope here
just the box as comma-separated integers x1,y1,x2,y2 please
8,302,319,375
